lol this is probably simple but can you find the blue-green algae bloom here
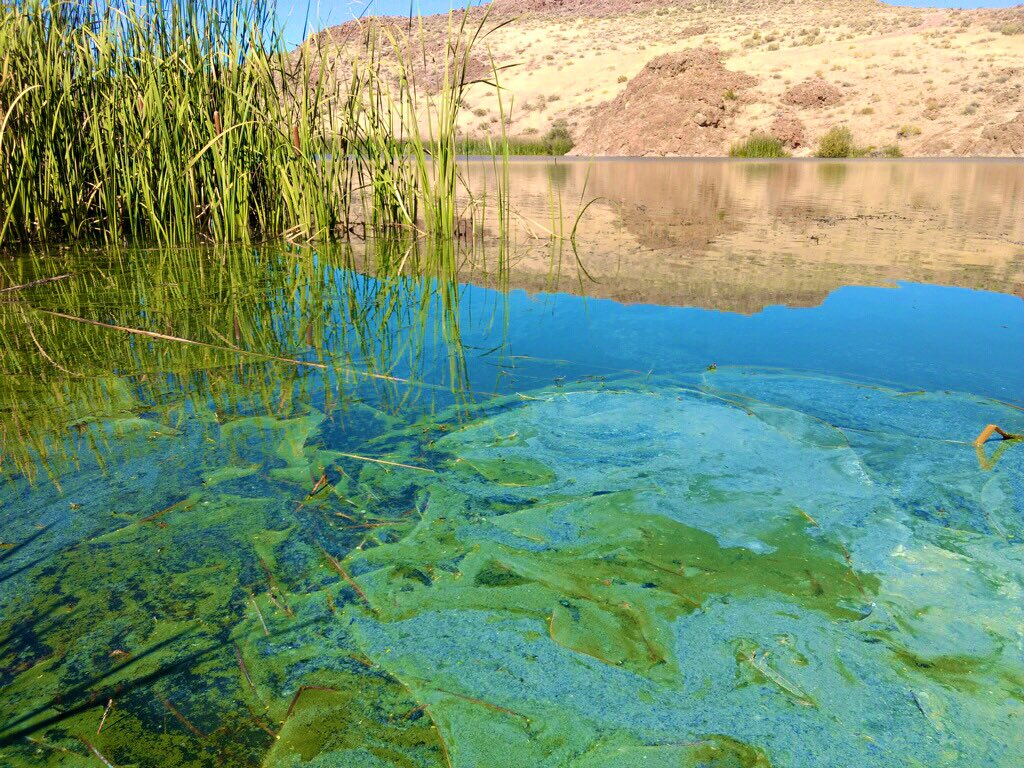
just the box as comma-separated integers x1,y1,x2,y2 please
1,366,1021,767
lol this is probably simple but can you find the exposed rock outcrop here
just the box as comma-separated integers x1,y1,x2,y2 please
782,78,843,109
570,47,757,156
974,112,1024,156
489,0,701,18
770,113,807,149
300,0,1024,157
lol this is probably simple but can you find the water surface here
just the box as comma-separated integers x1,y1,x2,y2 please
0,160,1022,767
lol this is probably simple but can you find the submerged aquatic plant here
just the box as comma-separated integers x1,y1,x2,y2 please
0,239,498,483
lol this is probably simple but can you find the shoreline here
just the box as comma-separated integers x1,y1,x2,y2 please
461,154,1024,162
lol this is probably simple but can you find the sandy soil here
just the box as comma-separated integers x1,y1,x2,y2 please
303,0,1024,157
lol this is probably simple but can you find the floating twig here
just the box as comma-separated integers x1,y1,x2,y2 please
26,736,73,754
910,689,943,732
250,596,270,636
309,473,330,497
973,424,1021,447
435,687,530,724
24,313,79,376
78,737,117,767
745,650,815,707
257,555,293,617
266,590,289,617
974,425,1020,471
635,564,701,608
315,539,375,611
376,669,453,768
401,703,428,720
140,497,194,525
547,610,616,667
36,309,331,371
341,520,406,530
247,714,278,740
294,473,332,514
235,643,258,695
97,698,114,733
795,506,819,527
427,708,453,768
0,273,72,294
336,452,434,473
158,695,206,739
282,685,340,723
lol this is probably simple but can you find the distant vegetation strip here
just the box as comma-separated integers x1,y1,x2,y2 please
453,137,569,156
455,119,575,156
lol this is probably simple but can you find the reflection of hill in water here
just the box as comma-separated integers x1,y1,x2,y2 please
468,160,1024,313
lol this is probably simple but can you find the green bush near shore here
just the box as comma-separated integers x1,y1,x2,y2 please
542,119,575,155
816,126,865,158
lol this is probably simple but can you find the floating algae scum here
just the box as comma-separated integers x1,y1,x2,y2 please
0,12,1023,761
0,228,1022,767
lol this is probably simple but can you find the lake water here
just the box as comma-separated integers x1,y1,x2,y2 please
1,160,1022,767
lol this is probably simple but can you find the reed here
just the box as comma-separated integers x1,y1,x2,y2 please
728,134,790,158
0,0,505,247
0,2,525,483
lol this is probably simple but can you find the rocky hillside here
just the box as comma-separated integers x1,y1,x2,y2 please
300,0,1024,156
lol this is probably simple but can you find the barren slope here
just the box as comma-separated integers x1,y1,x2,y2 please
302,0,1024,156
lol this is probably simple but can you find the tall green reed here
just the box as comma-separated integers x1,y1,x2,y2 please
0,0,507,247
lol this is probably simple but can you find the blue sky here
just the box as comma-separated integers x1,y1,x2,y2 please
278,0,1021,45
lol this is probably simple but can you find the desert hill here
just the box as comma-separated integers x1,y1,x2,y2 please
300,0,1024,156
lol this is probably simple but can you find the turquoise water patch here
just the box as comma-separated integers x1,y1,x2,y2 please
337,375,1022,767
1,271,1022,767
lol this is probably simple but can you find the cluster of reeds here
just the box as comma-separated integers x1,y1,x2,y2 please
729,134,791,159
0,0,505,247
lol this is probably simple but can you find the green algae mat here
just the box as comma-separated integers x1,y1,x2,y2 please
2,366,1022,767
1,243,1023,767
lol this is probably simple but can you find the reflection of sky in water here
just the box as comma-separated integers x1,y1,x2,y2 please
432,280,1024,405
0,258,1022,767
